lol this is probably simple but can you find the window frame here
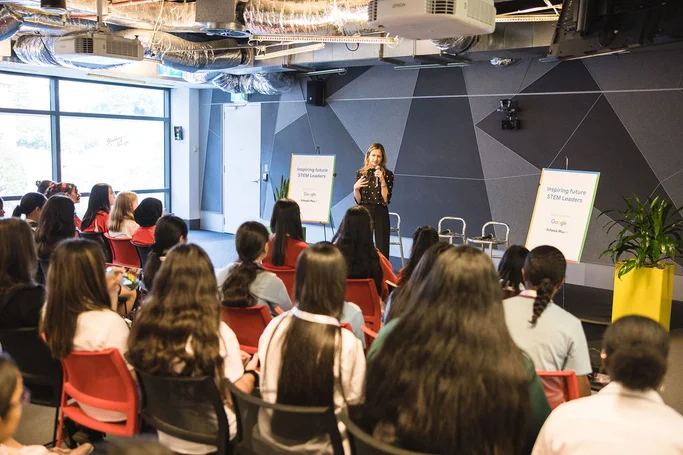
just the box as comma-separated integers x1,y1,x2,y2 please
0,71,171,210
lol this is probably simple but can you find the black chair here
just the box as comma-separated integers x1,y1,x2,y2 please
137,371,233,455
132,242,153,269
78,231,113,263
0,328,62,447
224,379,344,455
339,411,432,455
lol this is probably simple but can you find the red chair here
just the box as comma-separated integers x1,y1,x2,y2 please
536,370,580,409
105,233,141,268
345,279,382,332
261,264,296,302
56,348,139,445
361,325,378,352
221,305,272,355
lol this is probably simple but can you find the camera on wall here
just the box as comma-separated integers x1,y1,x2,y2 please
497,99,521,130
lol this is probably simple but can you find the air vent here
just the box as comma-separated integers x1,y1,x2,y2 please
74,37,94,54
106,39,140,58
467,0,495,24
426,0,455,15
368,0,378,22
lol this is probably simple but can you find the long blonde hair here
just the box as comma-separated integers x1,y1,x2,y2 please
361,143,387,174
108,191,138,232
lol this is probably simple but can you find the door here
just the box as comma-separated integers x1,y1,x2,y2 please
223,103,261,234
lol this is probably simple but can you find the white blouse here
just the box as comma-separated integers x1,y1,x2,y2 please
109,219,140,239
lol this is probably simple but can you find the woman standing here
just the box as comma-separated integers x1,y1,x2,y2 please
353,143,394,259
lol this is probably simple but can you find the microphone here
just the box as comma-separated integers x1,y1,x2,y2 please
375,165,380,187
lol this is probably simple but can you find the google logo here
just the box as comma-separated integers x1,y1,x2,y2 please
551,219,568,227
303,191,317,197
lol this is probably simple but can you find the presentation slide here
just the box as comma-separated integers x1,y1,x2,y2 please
526,168,600,263
288,154,336,224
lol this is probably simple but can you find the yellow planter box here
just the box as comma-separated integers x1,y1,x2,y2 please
612,263,675,330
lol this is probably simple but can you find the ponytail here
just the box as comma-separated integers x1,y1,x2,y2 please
269,199,304,267
530,277,554,324
271,222,287,267
12,206,23,218
523,245,566,326
220,262,261,307
143,251,162,291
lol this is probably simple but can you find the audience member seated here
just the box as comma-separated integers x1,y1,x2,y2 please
396,226,439,285
45,182,81,230
11,193,46,230
35,180,55,195
80,184,114,233
503,245,592,408
360,246,551,454
262,198,309,269
217,222,292,317
108,192,139,239
0,219,45,329
142,215,188,292
127,243,259,455
0,354,93,455
533,315,683,454
0,197,4,218
383,242,451,324
35,195,76,262
258,243,365,454
41,239,130,422
499,245,530,299
131,198,163,246
332,206,396,302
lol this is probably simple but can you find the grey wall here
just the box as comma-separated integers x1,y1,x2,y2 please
203,48,683,272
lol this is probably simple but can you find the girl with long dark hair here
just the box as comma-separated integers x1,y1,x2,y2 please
131,197,163,246
35,195,76,261
503,245,592,409
352,143,394,258
108,191,139,239
81,183,115,233
45,182,81,229
332,206,396,301
217,221,291,317
258,243,366,454
41,239,128,422
533,315,683,454
0,219,45,329
142,215,188,291
263,199,308,269
397,226,439,285
499,245,530,299
11,192,47,230
361,246,550,454
128,243,258,454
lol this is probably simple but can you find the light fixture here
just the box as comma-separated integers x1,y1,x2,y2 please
251,34,400,45
394,62,469,71
304,68,347,76
40,0,67,14
254,43,325,61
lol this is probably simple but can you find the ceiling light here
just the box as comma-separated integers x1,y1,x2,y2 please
254,43,325,61
251,34,400,45
303,68,347,76
496,14,559,23
394,62,469,71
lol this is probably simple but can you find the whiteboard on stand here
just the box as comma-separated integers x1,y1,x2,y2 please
526,168,600,263
288,154,336,224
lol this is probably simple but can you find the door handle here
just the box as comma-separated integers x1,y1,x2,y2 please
251,179,259,183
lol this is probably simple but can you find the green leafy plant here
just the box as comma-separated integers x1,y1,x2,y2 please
600,195,683,279
273,176,289,201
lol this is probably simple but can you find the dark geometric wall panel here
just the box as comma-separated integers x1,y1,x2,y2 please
474,128,539,180
518,59,560,92
463,59,532,95
584,48,683,91
326,66,373,98
396,97,482,178
485,175,538,246
201,102,223,212
413,67,467,97
269,114,315,202
328,65,419,100
521,60,600,94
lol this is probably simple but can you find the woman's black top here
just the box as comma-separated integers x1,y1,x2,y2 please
355,168,394,206
0,283,46,329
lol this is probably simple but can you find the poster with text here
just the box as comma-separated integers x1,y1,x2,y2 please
526,169,600,263
288,154,336,224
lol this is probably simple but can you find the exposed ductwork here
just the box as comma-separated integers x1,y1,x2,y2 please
0,6,21,41
211,71,296,94
13,34,123,68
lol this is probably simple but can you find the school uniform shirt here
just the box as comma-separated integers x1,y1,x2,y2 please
262,236,309,269
215,263,292,317
532,381,683,455
26,219,39,231
131,225,155,246
70,309,132,422
74,215,82,230
0,445,51,455
341,301,366,349
158,321,244,455
257,309,366,454
109,219,140,239
82,210,109,233
503,290,592,409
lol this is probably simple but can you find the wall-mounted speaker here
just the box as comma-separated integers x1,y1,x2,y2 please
306,80,325,107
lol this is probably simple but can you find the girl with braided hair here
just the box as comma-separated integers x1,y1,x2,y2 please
503,245,592,409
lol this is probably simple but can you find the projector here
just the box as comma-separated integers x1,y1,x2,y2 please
368,0,496,40
54,32,144,65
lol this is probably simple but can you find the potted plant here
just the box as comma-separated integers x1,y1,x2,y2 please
600,195,683,329
272,176,289,201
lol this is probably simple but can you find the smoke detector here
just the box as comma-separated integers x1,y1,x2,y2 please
196,0,249,38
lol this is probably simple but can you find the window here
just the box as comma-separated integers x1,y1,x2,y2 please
0,72,170,216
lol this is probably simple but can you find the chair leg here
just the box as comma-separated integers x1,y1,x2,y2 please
56,409,63,449
52,406,60,447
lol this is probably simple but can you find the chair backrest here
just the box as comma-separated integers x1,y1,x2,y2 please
224,379,344,455
61,348,139,429
79,231,113,263
105,234,141,268
220,305,272,350
345,279,381,332
482,221,510,242
132,242,153,269
261,265,296,302
137,371,230,454
339,411,432,455
360,325,378,352
536,370,580,409
0,328,62,406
